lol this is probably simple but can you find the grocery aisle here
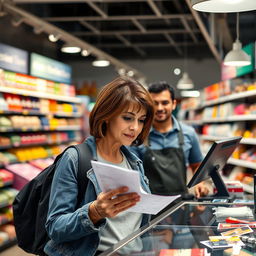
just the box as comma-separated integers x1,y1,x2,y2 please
0,245,32,256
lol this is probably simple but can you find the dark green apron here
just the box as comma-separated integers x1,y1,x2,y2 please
143,125,188,196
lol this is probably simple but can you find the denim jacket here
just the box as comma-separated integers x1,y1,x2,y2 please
44,136,151,256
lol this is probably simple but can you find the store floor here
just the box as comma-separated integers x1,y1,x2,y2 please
0,245,33,256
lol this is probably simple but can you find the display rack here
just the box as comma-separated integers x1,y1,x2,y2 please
0,170,18,252
180,83,256,194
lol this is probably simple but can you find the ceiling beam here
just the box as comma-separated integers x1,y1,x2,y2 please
146,0,162,17
86,2,108,18
131,18,147,33
74,28,200,36
185,0,222,64
3,2,145,79
90,42,204,47
180,17,198,43
115,34,147,56
164,33,182,55
13,0,173,3
44,14,194,22
216,13,233,51
79,20,100,34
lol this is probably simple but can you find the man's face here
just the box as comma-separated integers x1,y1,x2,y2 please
150,90,176,123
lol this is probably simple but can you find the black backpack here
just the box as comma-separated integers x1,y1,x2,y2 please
12,142,93,255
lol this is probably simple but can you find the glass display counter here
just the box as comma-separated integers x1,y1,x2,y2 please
98,201,256,256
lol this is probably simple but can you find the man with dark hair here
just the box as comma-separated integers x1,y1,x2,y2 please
132,81,208,198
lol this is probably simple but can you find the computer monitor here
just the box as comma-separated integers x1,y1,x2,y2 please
187,136,242,198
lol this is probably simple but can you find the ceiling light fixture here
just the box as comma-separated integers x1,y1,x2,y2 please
181,90,200,98
61,44,81,54
92,58,110,67
48,34,60,42
127,70,134,77
81,49,90,57
177,35,194,90
117,68,126,76
191,0,256,13
177,72,194,90
224,13,251,67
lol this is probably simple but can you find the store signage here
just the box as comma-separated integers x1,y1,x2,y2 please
221,42,255,81
0,43,28,74
236,43,254,77
30,53,72,84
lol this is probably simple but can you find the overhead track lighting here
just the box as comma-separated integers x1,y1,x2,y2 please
81,49,90,57
191,0,256,13
92,58,110,67
117,68,126,76
61,44,81,54
177,72,194,90
48,33,60,42
224,13,251,67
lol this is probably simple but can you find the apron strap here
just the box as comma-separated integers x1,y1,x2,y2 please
177,121,184,148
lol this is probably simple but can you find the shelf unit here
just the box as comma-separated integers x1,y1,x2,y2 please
0,172,17,252
180,89,256,194
0,73,84,166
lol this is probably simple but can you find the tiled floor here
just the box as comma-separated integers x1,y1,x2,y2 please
0,245,33,256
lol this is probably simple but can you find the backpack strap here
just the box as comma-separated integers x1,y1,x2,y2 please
72,143,93,206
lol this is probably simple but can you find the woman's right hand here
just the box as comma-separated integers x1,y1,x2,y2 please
89,186,140,224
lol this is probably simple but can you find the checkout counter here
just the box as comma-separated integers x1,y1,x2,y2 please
98,201,256,256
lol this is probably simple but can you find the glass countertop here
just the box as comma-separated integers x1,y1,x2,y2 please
99,201,256,256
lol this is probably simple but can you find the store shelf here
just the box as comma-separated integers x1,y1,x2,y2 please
227,158,256,170
0,109,82,118
0,138,80,150
0,86,81,104
0,126,81,133
202,90,256,108
185,115,256,124
242,183,254,194
200,135,256,145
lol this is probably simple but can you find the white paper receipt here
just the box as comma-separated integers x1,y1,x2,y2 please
91,160,180,215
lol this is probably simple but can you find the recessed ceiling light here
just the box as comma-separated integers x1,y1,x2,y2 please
92,59,110,67
61,45,81,53
174,68,181,76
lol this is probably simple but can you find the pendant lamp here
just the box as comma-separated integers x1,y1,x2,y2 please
223,13,251,67
191,0,256,13
177,72,194,90
177,35,194,90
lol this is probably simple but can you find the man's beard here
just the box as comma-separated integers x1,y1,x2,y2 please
154,111,170,123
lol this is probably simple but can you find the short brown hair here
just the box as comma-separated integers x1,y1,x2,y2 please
89,76,154,145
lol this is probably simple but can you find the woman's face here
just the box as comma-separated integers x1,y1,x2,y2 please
106,104,147,146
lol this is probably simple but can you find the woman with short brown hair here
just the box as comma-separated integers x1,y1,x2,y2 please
45,76,154,256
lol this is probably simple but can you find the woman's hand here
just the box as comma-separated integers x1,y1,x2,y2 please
89,186,140,224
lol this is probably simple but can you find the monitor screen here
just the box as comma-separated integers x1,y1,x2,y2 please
187,136,242,198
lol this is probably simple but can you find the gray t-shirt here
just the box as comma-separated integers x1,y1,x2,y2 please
97,153,143,254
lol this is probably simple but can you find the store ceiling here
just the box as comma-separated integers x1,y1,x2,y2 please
4,0,256,63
